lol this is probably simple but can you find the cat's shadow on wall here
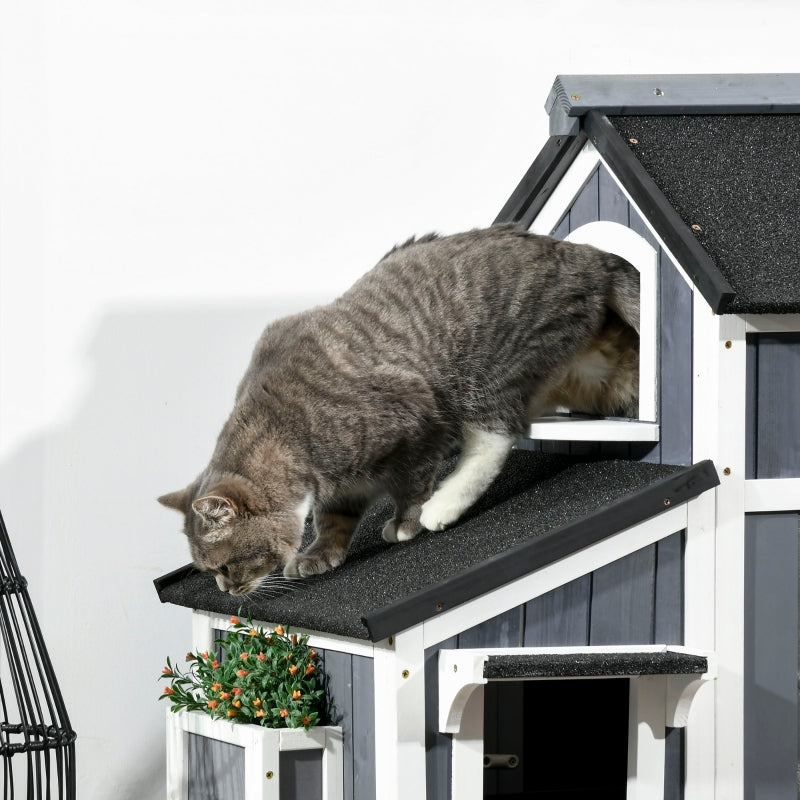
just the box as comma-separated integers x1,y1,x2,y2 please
0,297,327,800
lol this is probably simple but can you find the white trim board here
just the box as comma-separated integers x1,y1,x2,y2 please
527,418,659,442
745,314,800,333
744,478,800,512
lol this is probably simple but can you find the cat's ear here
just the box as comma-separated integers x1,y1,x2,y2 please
191,495,238,531
158,487,193,514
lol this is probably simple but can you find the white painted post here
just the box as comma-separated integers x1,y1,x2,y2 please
627,676,667,800
450,686,485,800
322,727,344,800
165,709,189,800
247,724,281,800
372,626,427,800
691,297,747,799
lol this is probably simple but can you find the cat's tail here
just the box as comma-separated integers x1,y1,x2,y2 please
606,254,640,334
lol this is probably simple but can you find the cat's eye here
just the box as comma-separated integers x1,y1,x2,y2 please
217,564,229,576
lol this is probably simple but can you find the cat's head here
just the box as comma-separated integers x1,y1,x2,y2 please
158,473,308,595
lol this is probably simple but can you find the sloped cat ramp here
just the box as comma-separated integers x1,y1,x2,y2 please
155,451,719,642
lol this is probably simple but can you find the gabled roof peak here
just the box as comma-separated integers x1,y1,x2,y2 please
547,73,800,135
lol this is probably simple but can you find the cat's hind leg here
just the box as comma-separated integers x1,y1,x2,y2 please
419,426,514,532
283,490,373,578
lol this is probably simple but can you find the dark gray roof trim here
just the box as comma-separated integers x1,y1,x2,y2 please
493,132,587,227
361,459,718,641
547,74,800,134
584,112,735,313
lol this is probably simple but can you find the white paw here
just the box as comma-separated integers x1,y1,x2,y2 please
419,492,464,531
382,519,422,543
283,558,302,578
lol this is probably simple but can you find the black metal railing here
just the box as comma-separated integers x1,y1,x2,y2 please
0,511,75,798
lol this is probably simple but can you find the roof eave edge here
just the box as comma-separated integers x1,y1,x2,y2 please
361,459,720,642
583,111,736,313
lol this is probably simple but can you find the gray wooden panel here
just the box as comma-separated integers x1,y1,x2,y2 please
425,638,456,800
628,202,660,251
654,531,684,645
590,545,656,645
598,164,630,225
279,750,323,800
745,336,758,480
551,214,570,239
663,727,684,800
188,734,245,800
658,250,693,466
351,654,376,800
458,607,523,649
524,574,591,646
567,168,600,230
744,513,799,798
755,334,800,478
323,650,354,800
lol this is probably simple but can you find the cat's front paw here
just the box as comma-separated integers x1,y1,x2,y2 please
419,492,464,531
382,519,422,543
283,550,342,579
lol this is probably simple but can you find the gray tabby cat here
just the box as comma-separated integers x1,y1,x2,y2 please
159,225,639,595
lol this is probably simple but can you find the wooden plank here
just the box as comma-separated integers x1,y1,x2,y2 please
351,654,376,800
524,575,591,646
745,336,758,479
755,334,800,478
743,513,799,797
659,249,693,466
598,163,630,225
188,733,245,800
654,531,684,645
279,750,323,799
458,607,522,649
323,650,354,800
424,640,456,800
567,167,599,230
551,214,570,239
590,545,657,645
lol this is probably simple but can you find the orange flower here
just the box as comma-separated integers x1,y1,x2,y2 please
248,628,258,637
232,699,242,708
212,683,222,692
220,691,231,700
207,700,218,709
237,669,249,678
291,634,298,645
211,660,220,670
185,652,195,661
292,690,302,700
274,625,284,635
201,651,209,660
257,652,266,662
163,687,174,695
230,616,240,625
279,708,289,718
240,652,249,661
232,687,242,696
162,666,173,676
289,664,299,675
309,649,317,659
301,716,311,726
305,664,315,675
227,709,238,718
256,709,265,718
252,698,262,707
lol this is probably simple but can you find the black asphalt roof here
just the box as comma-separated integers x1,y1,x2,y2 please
497,74,800,315
156,451,718,642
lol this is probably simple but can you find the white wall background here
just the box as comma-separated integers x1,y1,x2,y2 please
0,0,796,796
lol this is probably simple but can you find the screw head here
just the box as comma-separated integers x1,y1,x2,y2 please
723,467,731,476
402,669,410,679
664,498,671,506
266,771,274,780
725,341,732,349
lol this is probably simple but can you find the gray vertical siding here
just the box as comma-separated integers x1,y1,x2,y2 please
188,734,245,800
746,333,800,478
744,513,799,799
279,750,323,799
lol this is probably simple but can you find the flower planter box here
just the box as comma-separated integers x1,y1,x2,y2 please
166,709,343,800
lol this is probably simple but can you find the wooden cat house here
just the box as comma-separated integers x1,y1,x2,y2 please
156,73,800,800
